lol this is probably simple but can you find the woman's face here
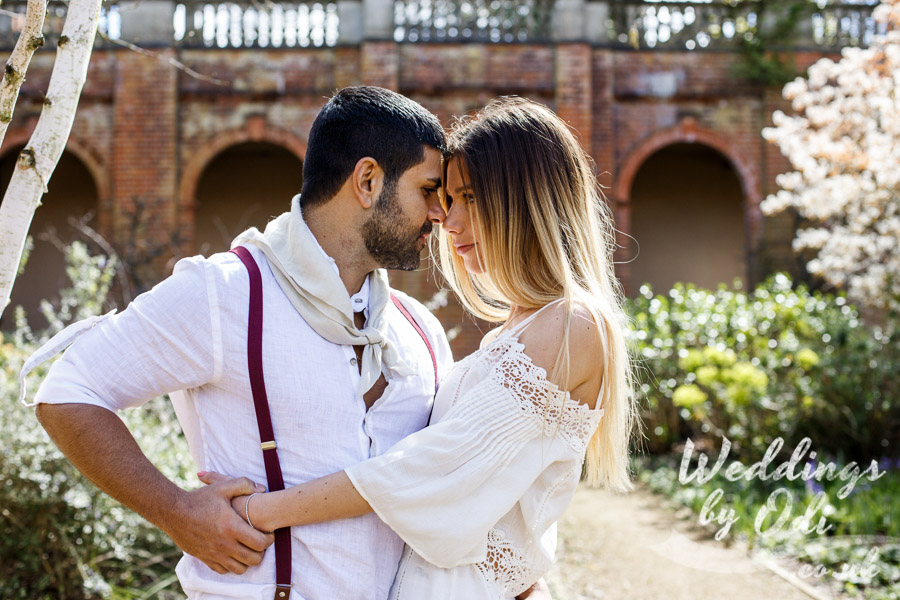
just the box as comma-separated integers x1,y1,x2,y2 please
442,157,485,275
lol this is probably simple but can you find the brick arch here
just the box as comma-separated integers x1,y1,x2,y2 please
177,120,307,253
1,132,110,204
615,119,761,208
613,119,763,291
178,121,307,253
179,120,307,214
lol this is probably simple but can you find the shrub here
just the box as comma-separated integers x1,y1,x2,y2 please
2,242,191,599
627,273,900,462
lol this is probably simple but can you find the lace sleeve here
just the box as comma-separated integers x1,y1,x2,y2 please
486,339,604,453
344,341,603,569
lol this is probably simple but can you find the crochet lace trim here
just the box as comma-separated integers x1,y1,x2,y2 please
482,338,604,453
475,528,539,597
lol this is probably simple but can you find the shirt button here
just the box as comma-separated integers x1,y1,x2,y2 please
350,357,358,366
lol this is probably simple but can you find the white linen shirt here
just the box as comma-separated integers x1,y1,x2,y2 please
33,244,453,600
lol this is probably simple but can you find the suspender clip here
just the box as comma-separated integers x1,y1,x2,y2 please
261,440,277,451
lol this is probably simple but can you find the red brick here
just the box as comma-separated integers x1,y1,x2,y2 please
2,41,847,354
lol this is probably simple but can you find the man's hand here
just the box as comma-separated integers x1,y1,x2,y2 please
198,470,267,534
35,404,273,575
166,476,274,574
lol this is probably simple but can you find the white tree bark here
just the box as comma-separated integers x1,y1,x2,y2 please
0,0,48,149
0,0,102,317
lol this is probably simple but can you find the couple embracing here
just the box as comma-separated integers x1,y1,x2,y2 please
29,86,638,600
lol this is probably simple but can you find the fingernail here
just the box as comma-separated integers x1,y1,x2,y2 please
255,484,266,492
197,471,207,477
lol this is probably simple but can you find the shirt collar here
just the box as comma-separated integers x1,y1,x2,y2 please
351,277,370,319
309,227,370,319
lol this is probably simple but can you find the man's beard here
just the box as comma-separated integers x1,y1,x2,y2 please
361,179,432,271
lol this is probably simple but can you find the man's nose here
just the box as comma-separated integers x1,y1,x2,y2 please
427,195,446,224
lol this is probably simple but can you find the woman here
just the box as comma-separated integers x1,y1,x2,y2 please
202,97,638,599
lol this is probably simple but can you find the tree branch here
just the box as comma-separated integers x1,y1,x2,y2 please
0,0,48,148
67,212,133,304
0,0,103,318
97,31,229,87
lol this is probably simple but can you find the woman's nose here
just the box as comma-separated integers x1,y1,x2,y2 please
442,204,463,235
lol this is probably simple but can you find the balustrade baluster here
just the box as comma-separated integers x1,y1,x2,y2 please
0,1,883,51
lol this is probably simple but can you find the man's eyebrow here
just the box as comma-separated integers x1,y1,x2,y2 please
425,177,442,188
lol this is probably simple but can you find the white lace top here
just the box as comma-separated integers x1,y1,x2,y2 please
345,302,605,599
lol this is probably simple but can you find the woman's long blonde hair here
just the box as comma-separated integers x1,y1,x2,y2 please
438,97,638,492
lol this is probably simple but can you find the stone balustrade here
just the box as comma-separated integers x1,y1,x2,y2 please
0,0,884,50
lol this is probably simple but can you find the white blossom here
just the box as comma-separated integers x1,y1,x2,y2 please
762,0,900,312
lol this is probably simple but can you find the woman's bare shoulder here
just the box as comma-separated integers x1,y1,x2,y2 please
515,301,605,407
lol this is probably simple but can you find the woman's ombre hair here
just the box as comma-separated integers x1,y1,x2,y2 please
438,97,638,492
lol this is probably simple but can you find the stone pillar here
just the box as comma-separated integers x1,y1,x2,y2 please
552,0,585,42
585,1,611,45
118,0,175,46
337,0,363,45
361,0,398,89
552,0,592,159
363,0,395,40
335,0,364,87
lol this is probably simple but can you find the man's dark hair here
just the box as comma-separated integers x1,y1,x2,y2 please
300,86,446,209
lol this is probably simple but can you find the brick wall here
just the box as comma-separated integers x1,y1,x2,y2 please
110,49,178,284
0,42,841,357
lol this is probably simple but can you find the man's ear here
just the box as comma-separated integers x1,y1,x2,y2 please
352,157,384,209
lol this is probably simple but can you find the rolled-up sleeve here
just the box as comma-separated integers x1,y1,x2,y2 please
344,350,579,569
33,255,221,412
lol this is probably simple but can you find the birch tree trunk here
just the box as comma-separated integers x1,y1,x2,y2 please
0,0,102,317
0,0,48,149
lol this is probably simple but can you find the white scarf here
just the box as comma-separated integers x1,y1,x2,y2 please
232,195,414,396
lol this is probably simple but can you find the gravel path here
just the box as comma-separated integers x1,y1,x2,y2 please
544,484,831,600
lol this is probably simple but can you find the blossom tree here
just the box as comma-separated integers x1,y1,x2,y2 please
762,0,900,313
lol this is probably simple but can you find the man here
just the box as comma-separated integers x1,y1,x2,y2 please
32,86,454,599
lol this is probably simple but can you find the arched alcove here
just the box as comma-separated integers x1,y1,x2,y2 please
629,143,747,293
194,142,303,255
0,148,100,330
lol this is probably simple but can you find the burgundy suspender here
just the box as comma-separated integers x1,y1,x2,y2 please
230,246,292,600
230,247,438,600
390,293,439,394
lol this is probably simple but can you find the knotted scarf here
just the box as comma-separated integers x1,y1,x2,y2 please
232,194,414,396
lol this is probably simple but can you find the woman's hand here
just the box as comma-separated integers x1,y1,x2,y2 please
517,578,554,600
198,471,268,532
199,469,372,532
